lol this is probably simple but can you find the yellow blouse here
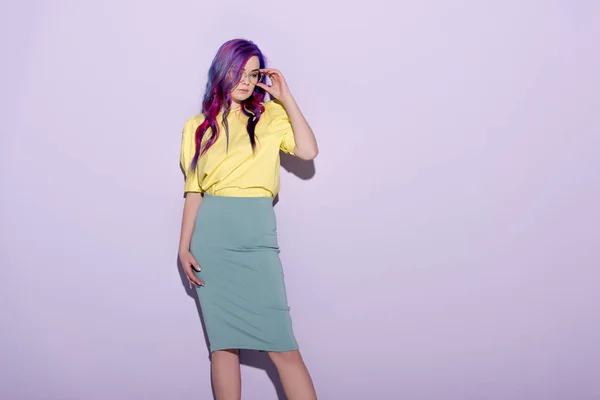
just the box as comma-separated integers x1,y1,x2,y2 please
180,100,296,198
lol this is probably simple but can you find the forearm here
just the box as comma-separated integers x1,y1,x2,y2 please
179,192,203,253
280,95,319,160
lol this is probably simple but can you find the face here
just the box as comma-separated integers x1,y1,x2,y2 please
230,56,261,104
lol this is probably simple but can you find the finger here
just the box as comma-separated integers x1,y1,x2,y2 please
187,273,204,286
259,68,280,78
258,71,272,82
186,263,204,284
256,82,271,92
188,258,201,272
188,279,201,289
269,74,283,84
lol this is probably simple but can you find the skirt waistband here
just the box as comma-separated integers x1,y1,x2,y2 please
202,193,274,204
204,187,274,198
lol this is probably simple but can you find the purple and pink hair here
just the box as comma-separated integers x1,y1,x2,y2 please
190,39,268,171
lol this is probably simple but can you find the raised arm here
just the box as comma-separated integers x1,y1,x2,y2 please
258,68,319,160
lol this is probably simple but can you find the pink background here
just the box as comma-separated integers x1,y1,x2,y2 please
2,1,599,399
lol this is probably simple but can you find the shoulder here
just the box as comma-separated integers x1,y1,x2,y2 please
261,100,288,118
182,113,205,136
184,113,205,128
259,100,292,134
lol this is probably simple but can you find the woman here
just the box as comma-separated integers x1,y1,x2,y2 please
178,38,319,400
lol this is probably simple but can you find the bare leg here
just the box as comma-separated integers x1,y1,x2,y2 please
211,349,241,400
268,350,317,400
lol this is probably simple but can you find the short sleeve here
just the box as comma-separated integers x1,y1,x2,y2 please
265,100,296,155
180,117,202,193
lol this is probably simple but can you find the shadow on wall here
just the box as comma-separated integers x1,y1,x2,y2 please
274,151,316,206
175,152,316,399
280,151,316,180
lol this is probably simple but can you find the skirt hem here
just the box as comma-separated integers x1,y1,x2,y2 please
209,344,300,353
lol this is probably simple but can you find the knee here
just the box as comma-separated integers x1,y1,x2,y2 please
268,349,302,365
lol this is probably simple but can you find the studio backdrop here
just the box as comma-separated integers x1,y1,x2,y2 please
1,1,599,399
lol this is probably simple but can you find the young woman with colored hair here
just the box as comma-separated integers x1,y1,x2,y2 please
178,38,319,399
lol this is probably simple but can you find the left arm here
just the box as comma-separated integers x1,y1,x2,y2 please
258,68,319,160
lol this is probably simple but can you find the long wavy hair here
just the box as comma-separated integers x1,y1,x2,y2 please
190,39,267,171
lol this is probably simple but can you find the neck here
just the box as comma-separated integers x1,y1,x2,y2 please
229,100,242,111
220,99,243,114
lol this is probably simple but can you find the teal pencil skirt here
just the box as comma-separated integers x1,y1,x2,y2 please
190,194,298,353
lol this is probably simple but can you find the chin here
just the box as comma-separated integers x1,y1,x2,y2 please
231,90,254,104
